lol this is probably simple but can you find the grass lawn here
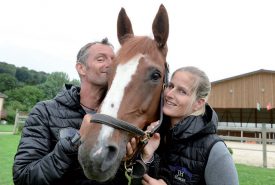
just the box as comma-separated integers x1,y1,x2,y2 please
0,134,20,185
0,124,14,132
0,134,274,185
236,164,275,185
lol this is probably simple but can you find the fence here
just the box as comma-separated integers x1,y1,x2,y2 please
12,111,28,134
218,123,275,168
8,112,275,168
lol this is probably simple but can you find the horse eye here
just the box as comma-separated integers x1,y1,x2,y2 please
151,72,161,81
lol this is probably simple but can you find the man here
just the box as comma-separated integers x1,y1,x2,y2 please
13,38,116,185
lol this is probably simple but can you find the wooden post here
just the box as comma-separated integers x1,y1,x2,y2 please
262,123,267,168
12,110,19,134
255,109,258,128
241,130,243,143
226,110,228,127
240,108,243,127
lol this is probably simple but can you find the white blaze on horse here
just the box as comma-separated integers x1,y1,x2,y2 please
78,4,169,182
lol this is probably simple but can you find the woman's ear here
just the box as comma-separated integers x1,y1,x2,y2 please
193,98,205,111
75,63,86,76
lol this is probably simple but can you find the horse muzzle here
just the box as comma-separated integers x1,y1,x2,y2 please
78,139,126,182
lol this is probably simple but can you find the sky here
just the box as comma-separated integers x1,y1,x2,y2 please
1,0,275,82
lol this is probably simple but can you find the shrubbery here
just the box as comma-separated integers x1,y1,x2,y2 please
0,62,80,125
228,147,233,155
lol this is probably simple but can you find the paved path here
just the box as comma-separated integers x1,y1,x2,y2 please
0,131,13,134
225,141,275,168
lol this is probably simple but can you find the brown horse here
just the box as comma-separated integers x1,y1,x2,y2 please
78,4,169,182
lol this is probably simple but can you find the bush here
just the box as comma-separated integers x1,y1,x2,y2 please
6,107,17,124
228,147,233,155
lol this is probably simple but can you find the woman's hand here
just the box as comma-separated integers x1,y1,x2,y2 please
141,132,160,162
126,121,161,162
142,121,161,162
126,121,160,162
142,174,167,185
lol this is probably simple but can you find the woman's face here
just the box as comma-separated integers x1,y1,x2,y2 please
163,71,197,124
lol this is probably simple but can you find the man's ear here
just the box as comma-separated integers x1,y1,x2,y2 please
75,63,86,76
193,98,205,111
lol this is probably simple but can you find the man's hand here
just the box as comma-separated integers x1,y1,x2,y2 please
55,114,92,165
59,127,80,154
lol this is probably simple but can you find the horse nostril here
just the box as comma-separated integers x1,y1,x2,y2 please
100,144,119,171
106,145,118,161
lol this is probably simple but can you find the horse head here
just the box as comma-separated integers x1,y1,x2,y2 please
78,4,169,182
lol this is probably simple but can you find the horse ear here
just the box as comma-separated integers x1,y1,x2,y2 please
117,8,134,45
152,4,169,48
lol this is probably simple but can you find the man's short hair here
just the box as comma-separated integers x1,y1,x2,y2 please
76,38,113,65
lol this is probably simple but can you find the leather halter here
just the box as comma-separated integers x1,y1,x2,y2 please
90,113,147,136
90,64,169,176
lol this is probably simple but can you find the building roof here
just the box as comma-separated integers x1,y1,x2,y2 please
212,69,275,84
0,92,8,98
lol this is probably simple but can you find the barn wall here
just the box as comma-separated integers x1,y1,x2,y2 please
0,98,3,119
208,72,275,109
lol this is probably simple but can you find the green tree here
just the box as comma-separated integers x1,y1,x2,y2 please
15,67,31,84
0,73,17,92
70,79,80,86
1,62,48,87
39,72,70,99
5,102,25,124
0,62,16,76
29,70,48,85
5,85,45,111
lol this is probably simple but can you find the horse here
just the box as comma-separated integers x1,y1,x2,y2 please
78,4,169,182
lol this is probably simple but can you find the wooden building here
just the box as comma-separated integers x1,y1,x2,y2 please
0,92,7,120
208,69,275,139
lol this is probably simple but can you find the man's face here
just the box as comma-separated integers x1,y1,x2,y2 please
84,43,115,86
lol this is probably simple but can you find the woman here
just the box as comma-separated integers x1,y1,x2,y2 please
128,66,239,185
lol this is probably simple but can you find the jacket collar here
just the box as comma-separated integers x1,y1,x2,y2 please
169,104,218,141
54,84,82,110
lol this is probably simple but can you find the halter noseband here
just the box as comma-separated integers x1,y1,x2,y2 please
90,113,146,136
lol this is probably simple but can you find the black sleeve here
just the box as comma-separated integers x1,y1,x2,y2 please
147,154,174,185
146,153,160,178
13,102,77,185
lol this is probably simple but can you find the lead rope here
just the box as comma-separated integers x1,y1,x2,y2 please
124,131,152,185
125,165,133,185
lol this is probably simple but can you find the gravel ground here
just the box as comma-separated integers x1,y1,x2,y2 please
225,141,275,168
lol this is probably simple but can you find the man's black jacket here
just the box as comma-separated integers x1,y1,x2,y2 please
13,84,126,185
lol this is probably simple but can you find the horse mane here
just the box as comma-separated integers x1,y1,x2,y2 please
116,36,167,65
